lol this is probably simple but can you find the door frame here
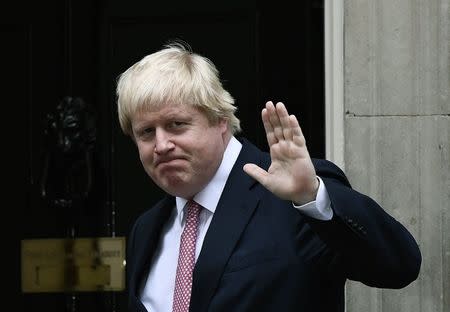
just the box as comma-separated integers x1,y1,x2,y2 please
324,0,345,170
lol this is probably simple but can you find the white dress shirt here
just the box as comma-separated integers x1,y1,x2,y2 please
140,136,332,311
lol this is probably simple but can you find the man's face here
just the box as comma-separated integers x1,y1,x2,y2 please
131,103,229,198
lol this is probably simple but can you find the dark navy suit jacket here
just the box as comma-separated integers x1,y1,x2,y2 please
126,138,421,312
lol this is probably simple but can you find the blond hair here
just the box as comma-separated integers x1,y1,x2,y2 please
116,41,241,136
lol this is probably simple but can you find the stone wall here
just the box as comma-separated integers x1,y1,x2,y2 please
343,0,449,311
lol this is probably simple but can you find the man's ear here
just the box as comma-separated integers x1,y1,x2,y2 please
218,118,229,134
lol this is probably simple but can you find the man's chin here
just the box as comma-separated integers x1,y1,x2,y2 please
158,177,191,197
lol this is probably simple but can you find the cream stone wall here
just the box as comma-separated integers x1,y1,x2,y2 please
326,0,449,311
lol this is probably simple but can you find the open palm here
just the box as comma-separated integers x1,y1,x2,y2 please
243,101,319,205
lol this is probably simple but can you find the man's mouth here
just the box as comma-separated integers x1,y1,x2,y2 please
155,157,185,167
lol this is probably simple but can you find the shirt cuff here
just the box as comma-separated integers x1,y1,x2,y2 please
292,176,333,221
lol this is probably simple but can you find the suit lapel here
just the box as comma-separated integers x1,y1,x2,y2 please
130,196,175,306
189,139,267,312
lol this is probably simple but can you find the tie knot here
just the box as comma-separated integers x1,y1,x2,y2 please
186,200,201,220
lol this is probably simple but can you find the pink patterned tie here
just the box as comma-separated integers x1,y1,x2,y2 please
172,200,202,312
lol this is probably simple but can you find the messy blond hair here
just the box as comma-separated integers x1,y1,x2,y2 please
116,41,241,136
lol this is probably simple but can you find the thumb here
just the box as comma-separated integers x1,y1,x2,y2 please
243,163,270,188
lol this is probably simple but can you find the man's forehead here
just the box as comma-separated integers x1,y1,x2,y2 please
134,103,201,121
145,102,197,114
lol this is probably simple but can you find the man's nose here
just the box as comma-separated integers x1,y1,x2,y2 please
154,129,174,154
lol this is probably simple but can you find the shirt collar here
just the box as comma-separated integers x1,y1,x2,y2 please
175,136,242,224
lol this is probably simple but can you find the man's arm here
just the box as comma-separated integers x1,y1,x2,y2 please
243,101,421,289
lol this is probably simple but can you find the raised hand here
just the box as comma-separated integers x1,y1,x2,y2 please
243,101,319,205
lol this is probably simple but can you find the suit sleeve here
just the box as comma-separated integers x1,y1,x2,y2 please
306,159,421,289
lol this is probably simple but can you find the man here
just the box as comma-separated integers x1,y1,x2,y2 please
116,42,421,312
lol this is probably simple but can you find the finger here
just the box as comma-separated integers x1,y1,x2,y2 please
276,102,293,141
266,101,285,141
289,114,303,136
243,163,271,189
262,107,277,146
289,115,307,148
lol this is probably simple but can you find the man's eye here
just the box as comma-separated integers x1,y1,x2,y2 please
170,121,185,128
138,128,154,138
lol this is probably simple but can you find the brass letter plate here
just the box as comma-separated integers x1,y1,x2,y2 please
21,237,125,293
